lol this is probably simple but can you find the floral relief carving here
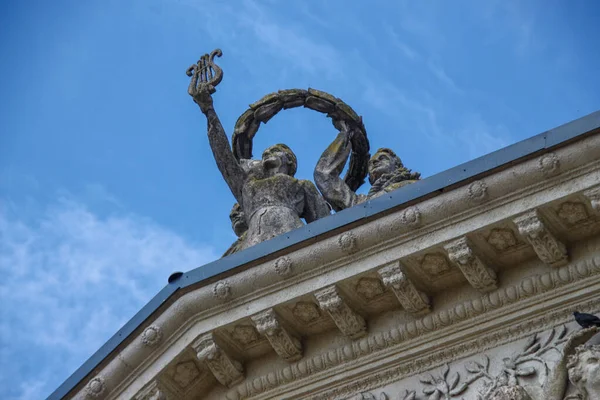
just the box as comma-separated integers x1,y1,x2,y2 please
274,256,293,277
356,277,386,301
141,325,163,347
292,302,322,323
171,360,200,389
539,152,560,176
557,202,588,225
487,229,518,252
231,325,260,346
339,232,358,253
85,376,106,398
468,181,488,202
400,206,422,227
421,254,452,277
213,280,232,300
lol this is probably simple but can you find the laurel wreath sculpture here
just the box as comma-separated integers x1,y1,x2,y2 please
232,88,371,192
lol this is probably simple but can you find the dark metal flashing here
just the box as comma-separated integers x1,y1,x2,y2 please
47,110,600,400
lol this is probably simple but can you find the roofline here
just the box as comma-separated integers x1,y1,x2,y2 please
48,110,600,400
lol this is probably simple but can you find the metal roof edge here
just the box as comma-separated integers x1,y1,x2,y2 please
47,109,600,400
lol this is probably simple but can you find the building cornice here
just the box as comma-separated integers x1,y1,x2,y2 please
50,111,600,400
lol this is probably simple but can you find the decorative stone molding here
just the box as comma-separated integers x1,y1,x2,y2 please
513,209,568,267
292,302,321,323
213,280,232,300
66,132,600,400
338,232,358,253
355,277,386,301
399,206,422,227
223,249,600,400
307,302,600,400
444,237,497,292
539,152,560,176
420,253,451,277
314,285,367,339
487,229,518,252
557,202,589,225
468,180,488,202
583,187,600,213
192,333,243,387
134,380,174,400
231,325,260,346
170,360,200,389
141,325,163,347
251,309,302,362
85,377,106,399
274,256,293,277
378,262,430,315
338,326,600,400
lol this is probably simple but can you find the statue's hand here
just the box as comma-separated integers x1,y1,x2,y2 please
188,83,215,114
337,120,356,148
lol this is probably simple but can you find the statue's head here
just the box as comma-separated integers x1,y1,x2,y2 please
368,148,404,184
567,344,600,397
229,203,248,237
262,144,297,177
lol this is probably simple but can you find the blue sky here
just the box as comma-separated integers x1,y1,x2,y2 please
1,1,599,399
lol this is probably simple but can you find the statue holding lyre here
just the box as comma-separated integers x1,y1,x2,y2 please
187,49,331,251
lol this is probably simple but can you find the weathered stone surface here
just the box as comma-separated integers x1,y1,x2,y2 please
251,309,302,362
444,237,497,292
305,95,336,113
314,285,367,339
134,380,175,400
378,262,430,315
315,131,420,212
253,100,283,123
249,92,280,109
192,333,243,388
513,209,568,267
190,69,332,252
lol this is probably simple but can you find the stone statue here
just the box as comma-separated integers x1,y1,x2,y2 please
567,342,600,399
541,326,600,400
187,50,331,250
223,203,248,257
315,121,421,212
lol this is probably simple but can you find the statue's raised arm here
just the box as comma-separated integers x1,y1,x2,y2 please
316,120,421,212
187,49,245,206
314,121,363,211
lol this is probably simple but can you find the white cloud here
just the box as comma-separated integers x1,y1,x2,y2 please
236,0,343,78
0,192,218,400
456,114,512,159
426,60,463,94
384,24,419,61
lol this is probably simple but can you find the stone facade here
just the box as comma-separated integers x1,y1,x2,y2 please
63,126,600,399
